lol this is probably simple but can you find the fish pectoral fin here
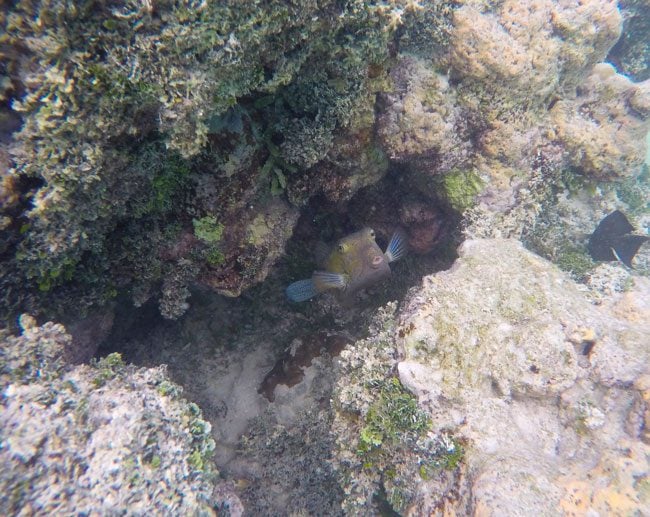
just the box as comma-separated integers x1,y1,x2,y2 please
610,246,623,264
286,279,319,302
384,228,407,263
312,271,347,290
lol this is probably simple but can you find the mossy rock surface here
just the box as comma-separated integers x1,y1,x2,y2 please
0,316,225,515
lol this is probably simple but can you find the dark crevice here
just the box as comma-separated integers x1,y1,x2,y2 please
97,165,462,405
0,174,46,261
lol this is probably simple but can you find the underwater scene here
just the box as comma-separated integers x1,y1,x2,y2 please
1,1,649,515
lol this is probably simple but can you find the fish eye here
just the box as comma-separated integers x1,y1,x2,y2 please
369,229,375,237
338,244,345,252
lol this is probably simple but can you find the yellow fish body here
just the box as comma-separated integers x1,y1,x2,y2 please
286,228,406,303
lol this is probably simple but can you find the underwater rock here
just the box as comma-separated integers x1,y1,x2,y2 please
234,404,344,516
551,63,650,180
331,238,650,515
288,126,390,206
375,0,630,226
2,1,649,513
331,303,467,515
199,197,299,299
0,0,643,330
0,1,399,324
0,317,230,515
398,198,447,255
402,239,650,513
450,0,621,102
376,55,469,174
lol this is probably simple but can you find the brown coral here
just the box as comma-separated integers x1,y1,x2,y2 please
551,64,650,179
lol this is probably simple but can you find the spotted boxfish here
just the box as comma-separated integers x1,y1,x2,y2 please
588,210,649,268
286,228,406,303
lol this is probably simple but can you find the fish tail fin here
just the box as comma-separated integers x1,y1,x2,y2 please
385,228,407,263
285,279,319,302
612,235,650,268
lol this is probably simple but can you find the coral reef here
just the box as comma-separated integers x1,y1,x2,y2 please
331,303,466,515
376,55,469,174
236,408,344,516
550,63,650,180
1,0,648,329
1,1,650,513
375,0,648,245
102,277,360,516
200,198,299,298
450,1,621,103
384,239,649,514
0,316,232,515
71,234,650,516
0,1,409,324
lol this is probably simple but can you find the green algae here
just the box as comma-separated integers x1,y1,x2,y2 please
91,352,125,388
436,169,485,213
185,402,216,476
157,380,182,398
193,217,224,244
193,216,225,267
555,245,596,280
358,377,431,454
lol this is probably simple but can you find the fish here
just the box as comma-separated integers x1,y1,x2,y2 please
587,210,649,268
285,227,406,303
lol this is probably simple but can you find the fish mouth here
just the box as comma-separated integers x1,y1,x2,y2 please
371,255,384,268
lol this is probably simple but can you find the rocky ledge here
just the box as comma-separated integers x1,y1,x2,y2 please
332,238,650,514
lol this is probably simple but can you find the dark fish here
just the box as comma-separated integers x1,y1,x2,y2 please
587,210,649,268
285,228,406,303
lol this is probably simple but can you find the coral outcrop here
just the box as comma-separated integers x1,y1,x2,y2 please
332,303,466,515
0,316,234,515
551,63,650,180
1,0,648,329
0,1,405,324
449,1,621,99
330,238,650,514
375,0,649,243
